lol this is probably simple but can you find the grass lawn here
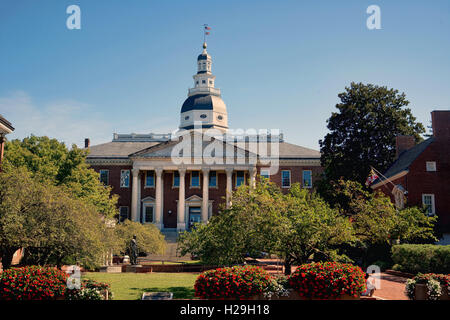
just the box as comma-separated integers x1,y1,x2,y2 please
83,272,199,300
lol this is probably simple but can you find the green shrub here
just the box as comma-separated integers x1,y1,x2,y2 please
391,244,450,274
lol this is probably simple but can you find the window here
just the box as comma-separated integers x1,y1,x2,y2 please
200,114,207,119
145,171,155,187
190,171,200,187
281,170,291,188
99,170,109,185
217,115,223,121
173,171,180,187
120,170,130,188
260,169,270,180
119,206,129,223
202,80,206,84
209,80,213,85
426,161,437,172
144,206,154,223
185,116,190,120
422,194,435,215
236,171,245,187
209,171,217,187
302,170,312,188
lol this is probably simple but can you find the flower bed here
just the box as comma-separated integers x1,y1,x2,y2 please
0,266,68,300
66,279,113,300
405,273,450,300
288,262,366,300
194,265,273,300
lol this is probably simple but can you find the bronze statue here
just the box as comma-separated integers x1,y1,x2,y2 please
129,235,138,265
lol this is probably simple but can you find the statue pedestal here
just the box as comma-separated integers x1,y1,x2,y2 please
125,264,142,273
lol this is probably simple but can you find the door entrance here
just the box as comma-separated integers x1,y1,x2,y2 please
188,207,201,230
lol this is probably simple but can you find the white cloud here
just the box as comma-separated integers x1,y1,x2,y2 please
0,91,113,148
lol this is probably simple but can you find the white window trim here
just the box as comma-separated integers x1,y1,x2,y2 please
172,171,180,188
426,161,437,172
235,171,246,187
120,169,130,188
302,170,313,189
209,171,218,188
145,171,155,188
281,170,291,188
99,169,109,185
142,204,155,224
422,194,436,215
260,169,270,180
190,171,200,188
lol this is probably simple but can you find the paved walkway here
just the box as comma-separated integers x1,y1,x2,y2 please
371,272,408,300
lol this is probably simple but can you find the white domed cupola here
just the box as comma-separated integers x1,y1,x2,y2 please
179,42,228,132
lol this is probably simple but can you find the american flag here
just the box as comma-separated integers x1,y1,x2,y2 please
365,168,379,187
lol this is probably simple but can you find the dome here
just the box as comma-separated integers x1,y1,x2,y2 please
197,53,210,61
181,94,226,113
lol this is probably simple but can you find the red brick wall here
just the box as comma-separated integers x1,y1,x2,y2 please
375,138,450,231
90,164,324,228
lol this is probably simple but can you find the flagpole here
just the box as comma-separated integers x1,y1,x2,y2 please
370,166,397,188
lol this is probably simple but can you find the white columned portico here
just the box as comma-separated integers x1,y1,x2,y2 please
225,168,233,208
131,168,139,221
202,168,210,223
177,168,186,231
155,168,163,230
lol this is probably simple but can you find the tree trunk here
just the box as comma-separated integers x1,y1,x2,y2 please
1,247,19,270
284,259,292,275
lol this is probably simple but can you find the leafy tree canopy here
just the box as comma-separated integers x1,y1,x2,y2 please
4,135,118,218
319,82,425,184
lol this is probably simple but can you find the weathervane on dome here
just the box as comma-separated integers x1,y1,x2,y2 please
203,24,211,46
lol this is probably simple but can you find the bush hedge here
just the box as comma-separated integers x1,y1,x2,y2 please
0,266,68,300
289,262,366,299
194,265,273,299
391,244,450,274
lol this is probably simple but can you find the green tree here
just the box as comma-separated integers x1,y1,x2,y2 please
114,220,166,257
178,180,354,274
319,82,425,185
4,135,118,218
0,168,109,269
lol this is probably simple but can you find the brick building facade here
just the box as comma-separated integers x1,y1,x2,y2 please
372,111,450,233
86,42,323,231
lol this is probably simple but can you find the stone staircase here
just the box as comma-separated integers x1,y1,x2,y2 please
140,229,192,263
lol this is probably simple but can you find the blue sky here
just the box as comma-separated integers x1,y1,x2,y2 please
0,0,449,149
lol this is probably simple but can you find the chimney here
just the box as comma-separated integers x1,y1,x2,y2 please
84,138,90,149
396,135,415,159
431,110,450,140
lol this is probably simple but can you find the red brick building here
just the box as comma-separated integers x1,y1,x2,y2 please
372,110,450,234
86,42,323,232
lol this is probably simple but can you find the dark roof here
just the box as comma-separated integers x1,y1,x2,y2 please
181,94,217,113
0,114,14,131
375,137,435,183
197,54,208,61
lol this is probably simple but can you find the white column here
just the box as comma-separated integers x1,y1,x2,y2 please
225,168,233,208
131,168,139,221
202,168,210,223
177,168,186,231
249,167,256,188
137,171,141,222
155,168,163,230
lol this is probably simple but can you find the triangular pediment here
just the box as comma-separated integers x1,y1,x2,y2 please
129,132,256,162
185,195,202,202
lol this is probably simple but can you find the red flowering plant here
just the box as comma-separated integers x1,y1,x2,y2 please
0,266,68,300
289,262,366,300
194,265,274,300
